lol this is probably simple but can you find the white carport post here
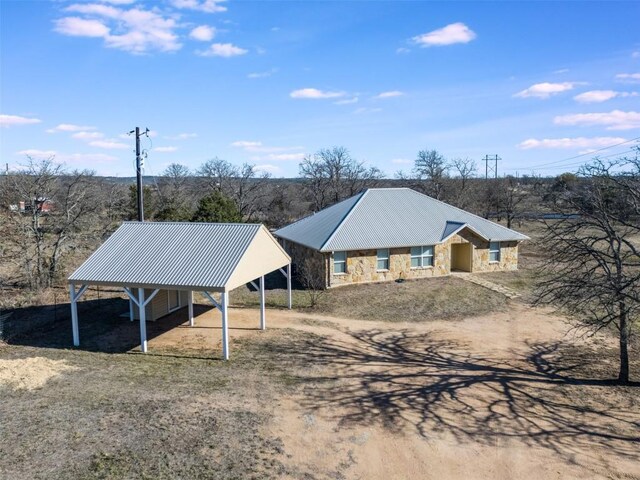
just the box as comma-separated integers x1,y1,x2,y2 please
279,264,292,310
259,275,266,330
69,283,88,347
188,290,194,327
287,263,292,310
221,291,229,360
129,299,134,321
138,288,148,353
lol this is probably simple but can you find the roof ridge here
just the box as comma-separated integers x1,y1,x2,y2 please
122,221,262,227
319,189,369,251
406,189,528,239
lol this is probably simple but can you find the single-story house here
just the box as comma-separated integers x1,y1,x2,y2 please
68,222,292,359
274,187,529,288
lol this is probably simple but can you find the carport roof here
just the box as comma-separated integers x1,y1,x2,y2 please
68,222,290,292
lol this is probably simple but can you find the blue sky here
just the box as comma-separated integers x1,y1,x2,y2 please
1,0,639,178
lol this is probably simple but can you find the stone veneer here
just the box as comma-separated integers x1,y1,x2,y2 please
280,227,520,289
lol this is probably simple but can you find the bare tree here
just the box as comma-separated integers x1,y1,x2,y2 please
496,175,526,228
450,157,477,208
0,157,99,290
298,258,326,307
299,146,383,211
196,159,270,221
414,149,449,200
156,163,192,221
535,155,640,384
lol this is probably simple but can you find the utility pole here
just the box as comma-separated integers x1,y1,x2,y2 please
129,127,149,221
483,154,501,179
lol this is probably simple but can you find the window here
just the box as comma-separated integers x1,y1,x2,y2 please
489,241,501,262
411,245,434,268
377,249,390,271
333,251,347,274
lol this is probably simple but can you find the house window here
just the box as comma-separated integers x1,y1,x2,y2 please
333,251,347,274
377,248,389,271
411,245,434,268
489,241,501,262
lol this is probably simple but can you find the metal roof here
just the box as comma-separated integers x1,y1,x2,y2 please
275,188,529,252
68,222,288,291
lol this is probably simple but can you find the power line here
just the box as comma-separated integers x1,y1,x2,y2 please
512,136,640,172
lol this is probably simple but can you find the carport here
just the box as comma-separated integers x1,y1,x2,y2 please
67,222,292,359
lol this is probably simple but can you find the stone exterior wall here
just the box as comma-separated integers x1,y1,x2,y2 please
281,239,329,289
281,229,520,289
472,240,519,272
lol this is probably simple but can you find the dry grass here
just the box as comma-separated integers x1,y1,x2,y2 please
231,276,509,323
0,326,313,480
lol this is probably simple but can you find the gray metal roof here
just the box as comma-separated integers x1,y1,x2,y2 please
275,188,529,252
69,222,263,290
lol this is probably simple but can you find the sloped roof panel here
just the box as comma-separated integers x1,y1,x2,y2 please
68,222,279,291
273,192,364,250
275,188,529,252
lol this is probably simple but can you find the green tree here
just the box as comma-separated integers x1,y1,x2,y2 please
191,191,242,223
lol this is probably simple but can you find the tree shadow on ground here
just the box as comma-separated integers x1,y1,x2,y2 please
271,328,640,463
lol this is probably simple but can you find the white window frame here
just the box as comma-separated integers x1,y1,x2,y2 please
489,241,501,263
410,245,434,268
377,248,390,271
333,251,347,274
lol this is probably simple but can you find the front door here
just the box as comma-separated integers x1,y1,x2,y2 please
451,243,472,272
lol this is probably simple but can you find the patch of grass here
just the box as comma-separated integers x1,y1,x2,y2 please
0,330,305,480
232,276,508,323
315,276,509,322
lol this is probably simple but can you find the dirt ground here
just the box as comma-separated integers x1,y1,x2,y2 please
134,301,640,480
1,297,638,479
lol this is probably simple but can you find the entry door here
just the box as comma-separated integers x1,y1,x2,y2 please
168,290,180,311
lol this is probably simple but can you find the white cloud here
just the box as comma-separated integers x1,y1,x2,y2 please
47,123,96,133
396,47,410,54
353,107,382,115
334,97,359,105
290,88,345,99
260,153,305,162
247,68,277,79
517,136,628,150
89,139,130,149
553,68,570,74
0,114,42,127
514,82,579,99
574,90,638,103
615,73,640,83
55,17,110,37
154,146,178,152
166,132,197,140
56,4,182,54
196,42,248,57
412,23,476,47
71,131,104,140
231,140,263,149
554,110,640,131
232,141,304,157
633,51,640,59
391,158,412,165
189,25,216,41
171,0,227,13
376,90,404,99
17,149,58,157
254,164,281,174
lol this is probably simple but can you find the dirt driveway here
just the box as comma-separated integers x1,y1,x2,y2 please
145,302,640,480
